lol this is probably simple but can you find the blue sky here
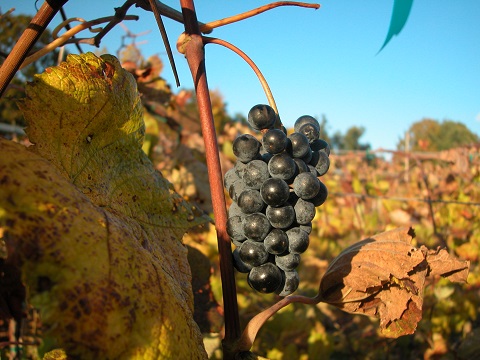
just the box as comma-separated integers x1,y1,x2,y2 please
2,1,479,150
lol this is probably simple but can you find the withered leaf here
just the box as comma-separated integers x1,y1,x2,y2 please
319,227,470,338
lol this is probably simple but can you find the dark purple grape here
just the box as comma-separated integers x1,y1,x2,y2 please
243,160,270,190
233,134,261,163
263,229,288,255
293,172,321,200
310,151,330,176
242,213,271,241
262,128,288,154
310,138,329,152
234,160,247,178
232,248,252,273
310,181,328,207
228,179,248,202
226,215,246,241
228,202,243,218
287,132,310,158
265,205,295,229
268,153,296,180
298,122,320,143
294,115,320,133
248,104,277,130
237,189,264,214
286,227,310,254
247,263,283,293
275,252,301,271
239,240,269,267
294,198,316,224
276,270,300,296
307,164,319,177
260,178,290,207
224,168,240,190
299,222,312,234
293,158,309,174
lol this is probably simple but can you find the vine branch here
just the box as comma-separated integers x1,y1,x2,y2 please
179,1,241,359
0,0,68,97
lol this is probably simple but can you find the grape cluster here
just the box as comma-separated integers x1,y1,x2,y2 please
224,104,330,296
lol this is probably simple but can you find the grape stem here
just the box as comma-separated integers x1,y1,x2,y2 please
199,2,320,33
237,293,323,351
202,36,281,129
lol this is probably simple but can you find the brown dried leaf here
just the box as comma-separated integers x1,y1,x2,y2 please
319,227,469,338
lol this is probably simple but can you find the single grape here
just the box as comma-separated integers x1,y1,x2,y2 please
226,215,246,241
262,152,273,163
260,178,290,207
275,252,301,271
298,122,320,143
287,132,310,158
310,181,328,207
247,263,283,293
294,115,320,133
242,212,271,241
276,270,300,296
237,189,264,214
293,172,321,200
232,248,252,273
248,104,277,130
262,128,288,154
263,228,289,255
286,227,310,254
299,222,312,234
293,158,309,174
310,138,329,152
310,150,330,176
234,160,248,178
228,178,248,202
224,168,240,190
268,153,296,180
265,205,295,229
307,164,319,177
228,201,243,218
239,240,269,267
233,134,261,163
294,198,316,224
243,160,270,190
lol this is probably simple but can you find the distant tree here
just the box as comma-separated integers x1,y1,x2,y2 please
0,10,60,127
331,126,371,151
398,118,479,151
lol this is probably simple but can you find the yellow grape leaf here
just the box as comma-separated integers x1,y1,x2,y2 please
319,227,470,338
1,53,209,359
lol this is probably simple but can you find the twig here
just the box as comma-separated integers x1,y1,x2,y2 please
180,1,240,359
0,0,68,97
19,15,139,70
238,294,321,352
148,0,180,86
202,36,280,123
59,6,83,53
93,0,136,47
200,1,320,33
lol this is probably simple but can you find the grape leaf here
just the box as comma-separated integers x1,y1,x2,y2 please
1,53,209,358
319,227,470,338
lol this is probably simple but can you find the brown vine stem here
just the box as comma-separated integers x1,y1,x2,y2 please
0,0,68,97
202,36,280,122
237,293,322,352
199,1,320,33
180,1,241,359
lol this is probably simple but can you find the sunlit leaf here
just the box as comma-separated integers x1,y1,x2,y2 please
1,53,209,358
